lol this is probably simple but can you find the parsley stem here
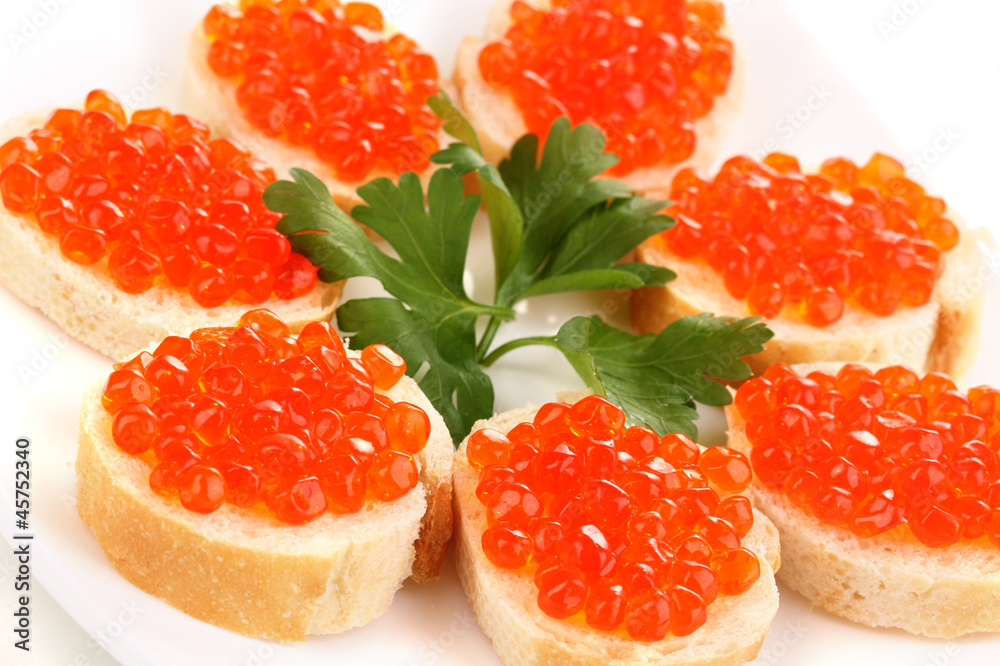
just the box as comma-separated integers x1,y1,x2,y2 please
480,335,562,368
476,316,504,362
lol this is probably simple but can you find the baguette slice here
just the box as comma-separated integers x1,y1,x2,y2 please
632,212,990,377
454,399,781,666
76,348,453,642
183,26,445,214
452,0,745,193
0,108,342,360
725,361,1000,638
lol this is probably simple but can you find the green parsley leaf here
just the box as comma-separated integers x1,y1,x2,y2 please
264,167,512,440
267,103,775,445
428,90,482,154
262,168,375,283
554,314,776,437
517,196,677,298
336,298,493,443
430,92,525,289
430,101,678,364
484,118,674,306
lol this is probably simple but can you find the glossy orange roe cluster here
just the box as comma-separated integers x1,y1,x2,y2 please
202,0,442,182
736,363,1000,548
0,89,318,307
478,0,732,173
102,309,428,524
661,153,959,327
470,395,760,641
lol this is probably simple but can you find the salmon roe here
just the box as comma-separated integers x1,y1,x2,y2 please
202,0,442,181
470,395,760,641
736,363,1000,549
659,153,958,327
102,309,429,524
478,0,732,173
0,89,318,306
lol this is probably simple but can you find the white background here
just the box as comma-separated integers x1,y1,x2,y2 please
0,0,997,664
780,0,1000,243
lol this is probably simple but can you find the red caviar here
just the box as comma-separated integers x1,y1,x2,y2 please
659,153,958,327
201,0,442,181
101,309,428,524
478,0,732,173
736,363,1000,549
470,394,760,640
0,89,319,306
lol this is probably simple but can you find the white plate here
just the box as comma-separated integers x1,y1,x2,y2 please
1,0,999,664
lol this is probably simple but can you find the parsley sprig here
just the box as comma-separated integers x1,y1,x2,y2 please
429,94,677,360
265,92,773,442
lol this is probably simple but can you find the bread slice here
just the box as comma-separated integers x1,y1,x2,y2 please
631,215,990,378
453,399,781,666
725,361,1000,638
76,348,454,641
451,0,745,193
183,27,444,214
0,108,342,360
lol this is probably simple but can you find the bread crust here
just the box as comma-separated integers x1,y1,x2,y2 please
183,27,444,215
631,214,990,378
76,350,453,641
454,402,781,666
0,109,342,360
725,361,1000,638
451,0,745,195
